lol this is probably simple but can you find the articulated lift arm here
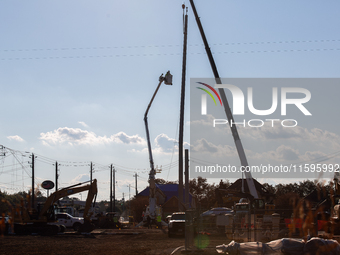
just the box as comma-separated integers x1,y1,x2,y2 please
144,72,172,219
189,0,258,199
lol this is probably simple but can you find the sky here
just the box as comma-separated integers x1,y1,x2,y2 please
1,0,340,202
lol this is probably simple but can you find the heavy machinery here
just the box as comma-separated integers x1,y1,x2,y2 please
189,0,259,200
136,72,172,228
11,179,98,235
97,212,122,229
189,0,282,241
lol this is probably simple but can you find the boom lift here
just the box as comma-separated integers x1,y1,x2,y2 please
136,72,172,228
12,179,98,234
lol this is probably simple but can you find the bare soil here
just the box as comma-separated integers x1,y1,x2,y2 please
0,228,227,255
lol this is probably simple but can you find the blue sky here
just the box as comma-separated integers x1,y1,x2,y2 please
1,0,340,201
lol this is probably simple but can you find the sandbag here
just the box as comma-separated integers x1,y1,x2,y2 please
216,238,338,255
217,239,284,255
303,237,340,255
281,238,305,255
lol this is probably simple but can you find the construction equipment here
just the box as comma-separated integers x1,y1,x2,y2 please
97,212,122,229
136,72,172,228
11,179,98,235
188,1,285,241
189,0,258,200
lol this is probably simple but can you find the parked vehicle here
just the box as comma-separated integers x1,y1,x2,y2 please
168,212,185,238
53,213,84,231
165,215,172,223
201,207,233,217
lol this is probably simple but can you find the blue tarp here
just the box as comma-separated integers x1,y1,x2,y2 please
138,184,194,206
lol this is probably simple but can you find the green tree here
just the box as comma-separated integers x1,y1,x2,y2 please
189,177,217,209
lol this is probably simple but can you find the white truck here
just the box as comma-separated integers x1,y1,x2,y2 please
54,213,84,231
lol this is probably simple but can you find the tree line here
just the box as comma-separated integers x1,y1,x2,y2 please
0,177,334,220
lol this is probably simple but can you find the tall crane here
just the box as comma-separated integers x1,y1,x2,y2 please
189,0,258,199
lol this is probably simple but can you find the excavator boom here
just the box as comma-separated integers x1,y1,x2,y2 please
40,179,97,221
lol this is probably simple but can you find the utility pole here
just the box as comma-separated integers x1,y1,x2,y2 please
90,162,93,183
110,164,113,212
128,184,131,217
178,4,188,210
133,173,139,196
185,149,189,208
113,166,116,212
55,161,58,192
122,192,125,212
31,153,35,209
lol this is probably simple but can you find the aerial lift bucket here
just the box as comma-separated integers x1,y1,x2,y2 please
164,71,173,85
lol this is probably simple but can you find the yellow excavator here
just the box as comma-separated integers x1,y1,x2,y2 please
11,179,97,235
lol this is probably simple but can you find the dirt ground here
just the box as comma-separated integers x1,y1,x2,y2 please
0,228,227,255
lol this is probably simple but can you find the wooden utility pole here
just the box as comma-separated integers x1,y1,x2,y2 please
128,184,131,201
110,164,113,212
113,166,116,212
90,162,93,183
55,161,58,192
31,153,35,209
178,5,188,210
122,192,125,211
127,185,131,217
134,173,139,196
185,149,189,208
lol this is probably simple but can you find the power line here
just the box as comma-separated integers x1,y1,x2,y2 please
1,39,340,52
2,47,340,61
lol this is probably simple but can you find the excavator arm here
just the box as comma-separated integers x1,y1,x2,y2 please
39,179,97,221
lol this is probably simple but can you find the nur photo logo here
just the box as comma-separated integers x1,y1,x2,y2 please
196,81,312,128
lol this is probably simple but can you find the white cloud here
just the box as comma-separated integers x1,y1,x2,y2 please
190,114,216,127
153,133,190,154
78,121,88,128
72,174,90,183
154,134,178,153
275,145,300,161
191,138,236,157
239,125,340,145
249,145,340,164
7,135,24,142
129,133,190,155
112,132,145,145
40,127,146,146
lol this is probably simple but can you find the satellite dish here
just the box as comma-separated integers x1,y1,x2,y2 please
41,180,55,190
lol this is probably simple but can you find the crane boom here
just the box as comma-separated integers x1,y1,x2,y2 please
189,0,258,199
